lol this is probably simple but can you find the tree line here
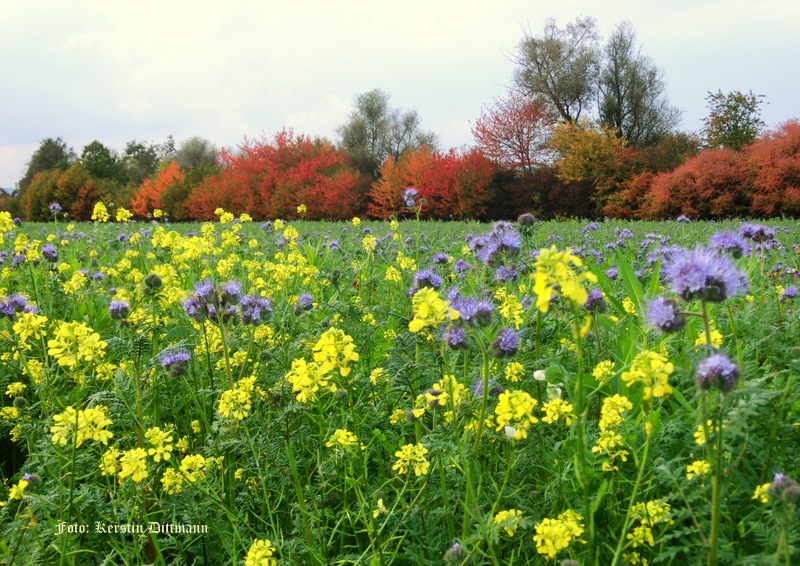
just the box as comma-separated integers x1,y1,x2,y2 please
2,17,797,221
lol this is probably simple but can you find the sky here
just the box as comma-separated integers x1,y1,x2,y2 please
1,0,798,189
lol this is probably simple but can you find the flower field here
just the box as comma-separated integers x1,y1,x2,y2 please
0,206,798,565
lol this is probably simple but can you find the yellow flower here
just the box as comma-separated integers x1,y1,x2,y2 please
5,382,26,397
373,498,388,518
686,460,711,480
285,358,336,403
622,297,637,315
47,321,107,368
592,360,615,382
531,246,597,313
533,510,585,560
160,468,184,495
494,509,524,536
91,202,109,222
408,287,459,333
13,312,47,345
50,405,113,447
495,390,538,440
118,448,148,483
0,407,20,421
180,454,207,483
393,442,429,476
362,234,377,253
504,361,525,383
245,539,277,566
541,398,575,425
115,207,133,222
351,217,361,226
8,479,29,500
752,483,770,503
325,429,361,451
145,426,174,462
312,328,359,377
100,447,121,476
370,367,390,385
621,351,673,401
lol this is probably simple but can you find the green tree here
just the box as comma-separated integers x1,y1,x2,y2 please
337,88,438,177
122,140,162,185
702,90,765,150
513,17,600,123
17,137,75,196
175,136,218,171
80,141,127,185
598,22,682,146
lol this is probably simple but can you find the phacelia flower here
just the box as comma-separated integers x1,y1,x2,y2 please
403,187,418,208
108,299,130,320
709,230,751,258
646,296,687,333
159,349,191,377
663,247,748,303
695,353,739,393
584,288,607,313
492,327,520,357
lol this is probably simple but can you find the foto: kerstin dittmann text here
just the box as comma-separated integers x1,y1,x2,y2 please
94,522,208,535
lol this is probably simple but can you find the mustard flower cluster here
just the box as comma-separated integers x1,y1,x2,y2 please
424,374,467,422
91,202,109,223
592,394,633,472
531,246,598,313
325,428,362,452
50,405,114,448
392,442,430,477
621,351,674,402
285,358,337,403
245,538,278,566
540,398,575,426
408,287,460,334
624,500,673,563
532,509,585,560
145,425,174,462
494,390,539,440
312,327,360,377
218,376,258,420
47,320,107,369
494,509,524,537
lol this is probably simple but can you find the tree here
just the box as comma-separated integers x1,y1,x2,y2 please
702,90,765,150
80,141,127,185
21,162,107,221
175,137,218,171
17,137,75,196
129,161,184,217
122,140,170,185
337,89,438,177
471,92,553,172
513,17,600,123
598,22,682,146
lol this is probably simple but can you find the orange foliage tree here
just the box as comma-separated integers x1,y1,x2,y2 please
21,163,108,221
129,161,184,217
747,120,800,216
367,146,496,219
184,130,363,220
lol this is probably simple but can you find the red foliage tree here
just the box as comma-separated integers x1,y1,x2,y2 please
21,163,108,221
646,148,751,218
367,146,495,219
129,161,184,217
184,130,363,220
747,120,800,216
471,92,552,172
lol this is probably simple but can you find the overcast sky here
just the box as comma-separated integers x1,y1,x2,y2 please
1,0,798,189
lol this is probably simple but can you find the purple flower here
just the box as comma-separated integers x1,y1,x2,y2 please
584,288,607,313
403,187,418,208
295,293,314,315
604,267,618,280
410,269,443,294
240,294,272,325
452,259,471,275
492,327,520,357
709,231,751,258
780,286,798,303
159,349,191,377
219,280,242,305
471,376,504,399
449,295,493,326
676,214,692,223
49,202,62,214
646,296,687,333
108,300,130,320
442,325,468,350
696,353,739,393
663,247,748,303
41,243,58,262
494,265,518,282
468,222,521,265
739,223,776,243
433,253,450,264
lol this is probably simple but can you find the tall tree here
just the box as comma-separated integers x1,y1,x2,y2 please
80,141,127,185
175,136,218,171
337,89,437,177
471,91,553,172
598,22,682,146
17,137,75,196
702,90,765,150
513,17,600,123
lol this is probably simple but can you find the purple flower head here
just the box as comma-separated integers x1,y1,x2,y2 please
41,243,58,262
452,258,471,276
468,222,521,265
696,353,740,393
471,376,504,399
240,294,272,325
0,293,31,320
49,202,62,214
584,288,607,313
676,214,692,223
739,223,776,243
116,233,129,243
604,266,618,280
494,265,518,282
403,187,418,208
709,231,751,259
219,280,242,306
410,269,443,294
492,327,520,358
295,293,314,315
442,325,468,350
433,253,450,264
663,247,748,303
159,349,191,377
780,286,798,303
646,296,687,333
450,295,493,326
108,300,130,320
